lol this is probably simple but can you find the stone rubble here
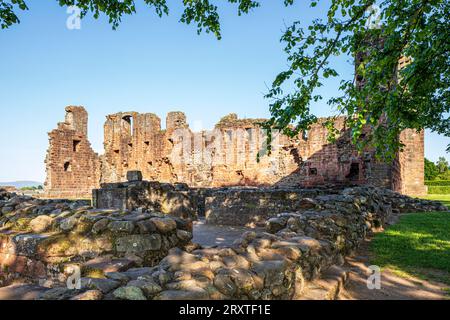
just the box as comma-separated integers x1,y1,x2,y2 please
204,186,447,227
1,186,445,300
0,188,193,290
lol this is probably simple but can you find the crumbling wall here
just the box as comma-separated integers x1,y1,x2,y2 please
392,129,427,196
33,187,446,301
205,185,444,227
44,106,426,198
93,177,197,220
205,188,330,227
0,189,193,288
2,186,445,300
102,112,169,184
44,106,100,199
100,112,392,189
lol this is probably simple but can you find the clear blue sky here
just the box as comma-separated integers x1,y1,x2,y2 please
0,0,448,183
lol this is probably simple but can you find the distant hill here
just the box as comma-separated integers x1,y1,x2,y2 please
0,181,43,189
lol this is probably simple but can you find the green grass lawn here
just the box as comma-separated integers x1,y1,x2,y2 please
423,194,450,208
371,194,450,286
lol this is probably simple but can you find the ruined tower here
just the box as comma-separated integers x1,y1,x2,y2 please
354,34,427,196
44,106,100,199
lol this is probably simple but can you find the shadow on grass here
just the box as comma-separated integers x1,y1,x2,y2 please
371,212,450,285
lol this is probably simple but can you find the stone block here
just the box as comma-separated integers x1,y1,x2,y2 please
115,234,162,253
127,171,143,182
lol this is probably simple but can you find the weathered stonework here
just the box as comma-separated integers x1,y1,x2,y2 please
205,188,333,227
44,107,427,198
392,129,427,196
0,189,192,288
92,180,197,220
204,184,439,228
44,106,100,199
2,186,444,300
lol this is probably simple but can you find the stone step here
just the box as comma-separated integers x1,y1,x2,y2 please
299,266,349,300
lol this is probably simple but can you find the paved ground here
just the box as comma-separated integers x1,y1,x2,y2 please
193,219,263,247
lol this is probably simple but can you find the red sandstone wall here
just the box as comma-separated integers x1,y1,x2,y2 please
44,107,425,198
101,111,172,184
100,112,388,188
44,106,100,199
392,129,427,196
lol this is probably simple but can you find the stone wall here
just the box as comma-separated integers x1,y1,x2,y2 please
44,106,100,199
44,107,427,198
205,188,332,227
0,188,192,288
104,187,445,301
30,187,448,300
204,184,443,227
93,174,197,220
392,129,428,196
0,187,446,300
100,113,381,189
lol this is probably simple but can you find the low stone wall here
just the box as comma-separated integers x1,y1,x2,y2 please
31,186,447,301
204,186,447,227
0,189,192,288
0,186,447,300
92,181,197,220
204,188,331,227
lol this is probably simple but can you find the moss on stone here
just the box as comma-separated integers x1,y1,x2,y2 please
38,235,77,257
75,221,94,235
13,218,32,232
83,268,106,279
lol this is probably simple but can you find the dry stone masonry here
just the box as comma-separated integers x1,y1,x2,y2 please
0,188,193,290
92,171,197,220
44,107,427,199
0,187,445,300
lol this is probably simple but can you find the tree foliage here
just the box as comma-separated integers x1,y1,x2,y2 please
425,156,450,180
425,157,439,180
437,156,449,174
265,0,449,160
0,0,261,39
1,0,449,160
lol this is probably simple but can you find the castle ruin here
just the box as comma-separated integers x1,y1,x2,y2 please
44,106,426,199
44,106,101,199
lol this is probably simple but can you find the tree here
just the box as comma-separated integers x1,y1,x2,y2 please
265,0,449,160
1,0,449,160
0,0,260,38
436,156,449,174
438,170,450,180
424,158,439,180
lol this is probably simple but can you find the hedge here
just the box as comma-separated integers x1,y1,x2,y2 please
428,186,450,194
425,180,450,187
